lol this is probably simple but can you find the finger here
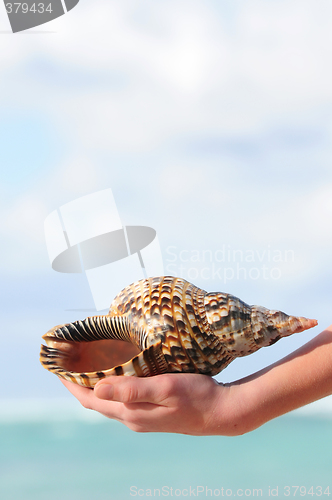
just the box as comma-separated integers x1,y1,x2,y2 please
60,377,175,431
60,378,92,398
59,378,126,421
94,373,182,405
60,378,104,410
59,378,176,433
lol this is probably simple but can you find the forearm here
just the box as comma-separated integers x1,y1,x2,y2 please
221,326,332,435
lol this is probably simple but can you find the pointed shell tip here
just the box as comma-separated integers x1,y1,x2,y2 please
302,317,318,330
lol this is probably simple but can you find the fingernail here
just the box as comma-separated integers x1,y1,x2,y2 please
95,383,114,400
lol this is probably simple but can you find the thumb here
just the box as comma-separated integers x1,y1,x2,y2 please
94,375,175,405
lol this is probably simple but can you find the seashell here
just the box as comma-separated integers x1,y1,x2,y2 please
40,276,317,388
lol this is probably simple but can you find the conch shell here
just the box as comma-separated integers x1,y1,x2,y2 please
40,276,317,387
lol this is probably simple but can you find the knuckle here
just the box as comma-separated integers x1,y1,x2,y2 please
80,397,93,410
128,423,146,433
121,383,138,404
157,374,182,402
160,375,177,395
126,420,148,433
122,410,147,433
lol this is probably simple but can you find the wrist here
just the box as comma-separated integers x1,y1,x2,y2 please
212,375,274,436
207,382,256,436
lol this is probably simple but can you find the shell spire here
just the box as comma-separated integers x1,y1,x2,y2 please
285,315,318,333
40,276,318,388
249,306,318,349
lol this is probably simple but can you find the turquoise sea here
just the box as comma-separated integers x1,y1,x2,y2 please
0,401,331,500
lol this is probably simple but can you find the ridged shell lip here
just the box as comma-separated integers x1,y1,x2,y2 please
41,334,141,376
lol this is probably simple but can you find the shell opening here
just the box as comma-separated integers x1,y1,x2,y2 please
42,337,141,374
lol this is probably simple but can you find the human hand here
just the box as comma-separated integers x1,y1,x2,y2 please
60,327,332,435
60,373,240,435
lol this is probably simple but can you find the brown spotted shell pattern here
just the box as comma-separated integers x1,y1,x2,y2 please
40,276,317,388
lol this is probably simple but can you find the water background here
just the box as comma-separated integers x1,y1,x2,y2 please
1,400,331,500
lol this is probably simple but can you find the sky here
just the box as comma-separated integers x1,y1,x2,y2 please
0,0,331,408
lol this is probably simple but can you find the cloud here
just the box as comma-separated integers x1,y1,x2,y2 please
0,195,48,275
0,153,102,274
1,0,331,293
1,0,332,153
